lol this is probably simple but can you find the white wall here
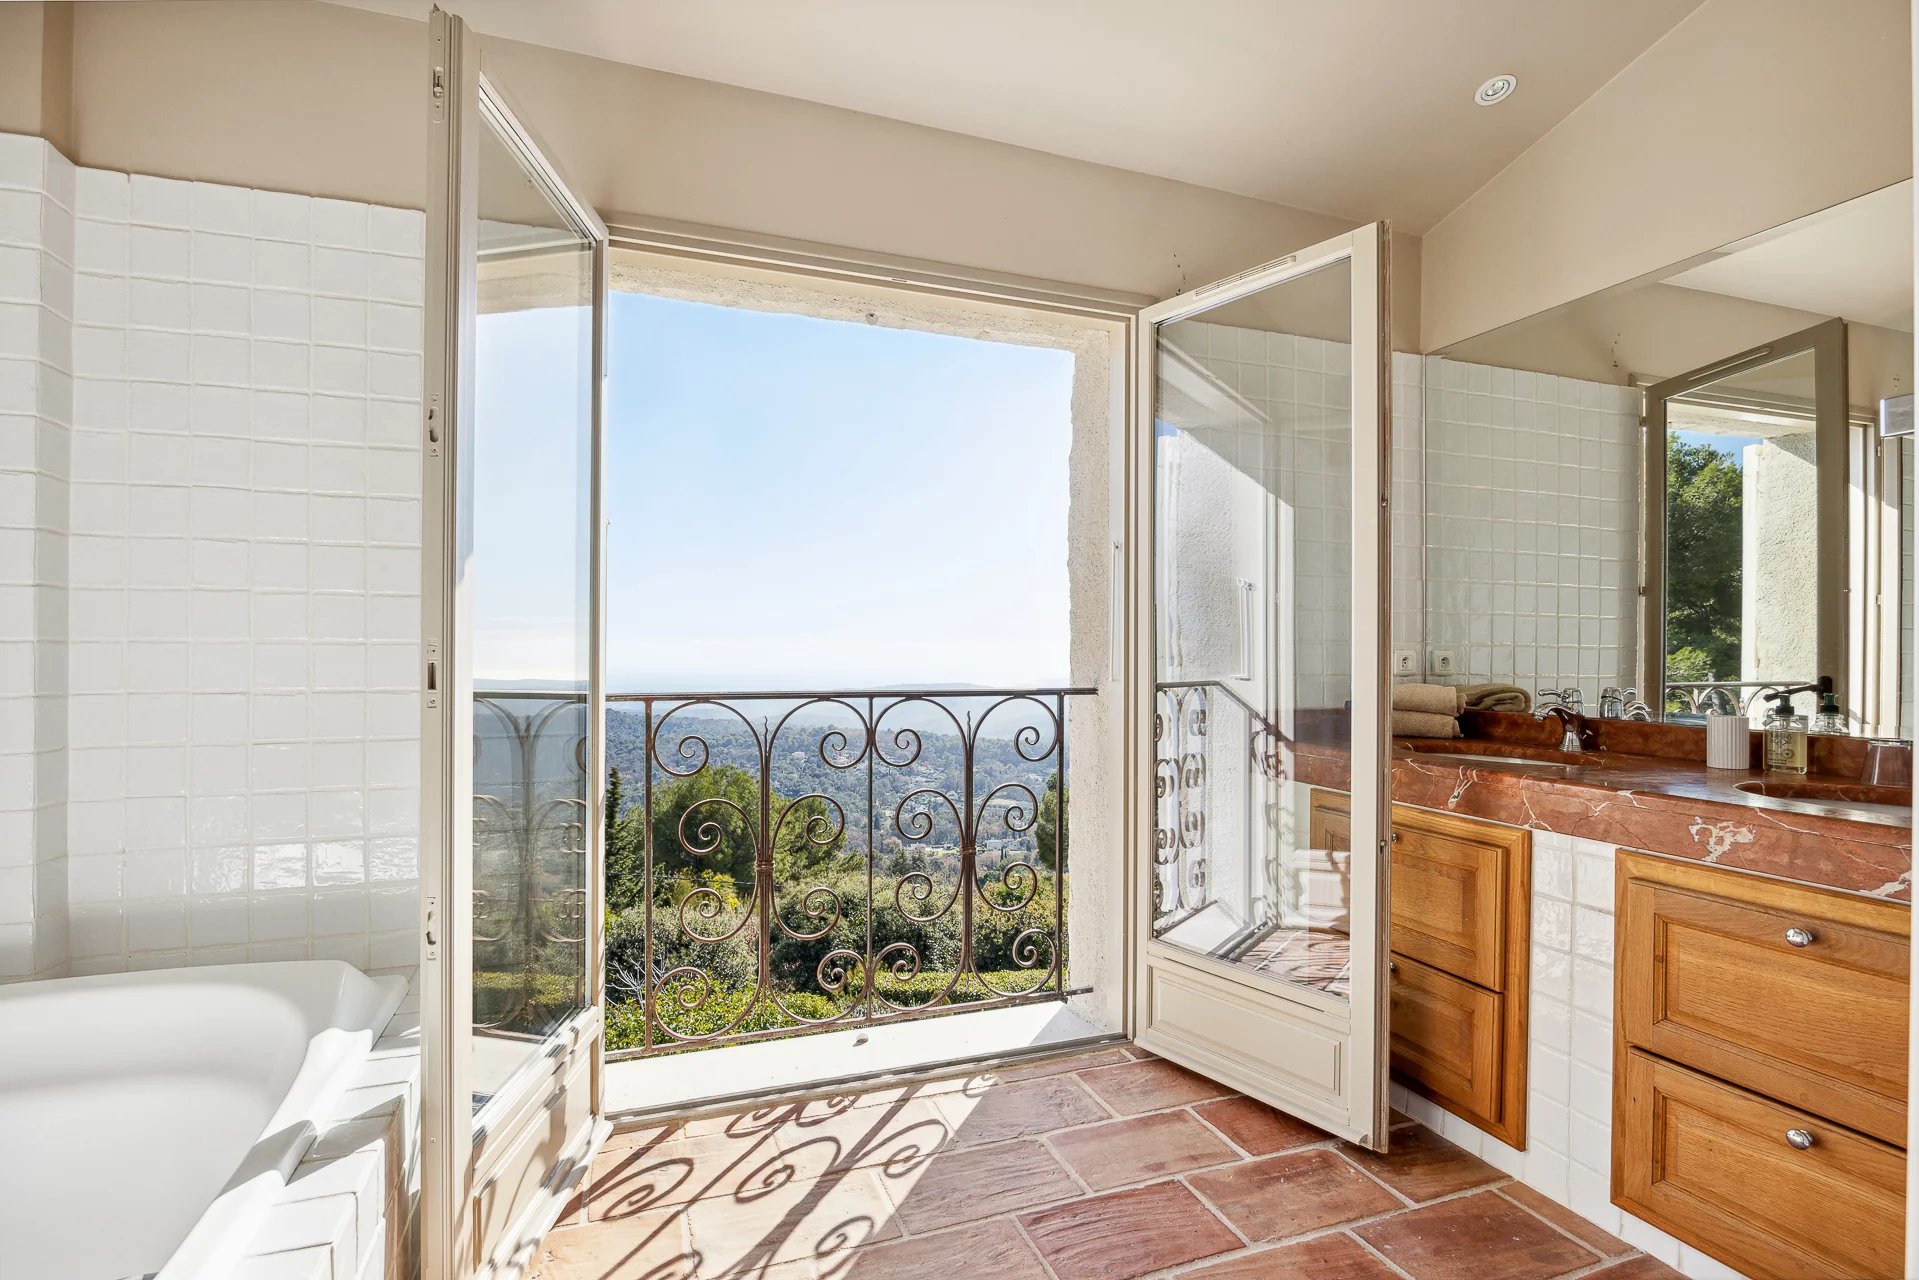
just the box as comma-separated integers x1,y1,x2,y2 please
0,131,423,977
1421,358,1640,699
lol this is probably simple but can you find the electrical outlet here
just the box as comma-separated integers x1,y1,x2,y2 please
1391,648,1419,676
1428,648,1458,676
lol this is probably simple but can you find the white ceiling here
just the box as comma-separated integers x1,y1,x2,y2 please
335,0,1702,233
1664,181,1915,332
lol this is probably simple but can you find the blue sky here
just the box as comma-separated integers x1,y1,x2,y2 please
1674,427,1762,465
472,291,1076,693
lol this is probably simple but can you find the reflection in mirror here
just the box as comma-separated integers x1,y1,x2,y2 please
1151,258,1358,1000
1423,180,1914,740
469,108,596,1115
1648,332,1839,725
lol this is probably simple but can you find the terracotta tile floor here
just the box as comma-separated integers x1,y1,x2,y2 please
531,1047,1684,1280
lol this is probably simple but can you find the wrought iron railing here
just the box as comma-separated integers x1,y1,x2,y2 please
471,691,591,1043
1665,679,1819,719
604,687,1091,1058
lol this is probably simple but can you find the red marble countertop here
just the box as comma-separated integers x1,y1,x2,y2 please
1296,712,1911,901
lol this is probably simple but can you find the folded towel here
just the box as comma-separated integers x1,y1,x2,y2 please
1459,683,1530,714
1392,683,1459,716
1392,709,1461,739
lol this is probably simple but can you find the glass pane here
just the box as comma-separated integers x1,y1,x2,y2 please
1661,349,1818,721
469,113,595,1112
1152,260,1356,999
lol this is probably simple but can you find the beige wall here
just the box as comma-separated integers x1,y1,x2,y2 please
17,0,1421,342
1421,0,1911,352
0,2,73,156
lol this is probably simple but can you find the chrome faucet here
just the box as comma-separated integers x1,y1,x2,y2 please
1599,686,1655,721
1533,703,1585,753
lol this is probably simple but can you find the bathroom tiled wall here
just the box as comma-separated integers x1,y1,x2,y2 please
1156,320,1425,709
1421,357,1640,700
0,130,424,977
0,134,74,980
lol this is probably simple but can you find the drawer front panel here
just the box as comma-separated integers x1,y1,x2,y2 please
1614,1049,1905,1280
1389,953,1502,1126
1391,819,1507,987
1617,855,1909,1144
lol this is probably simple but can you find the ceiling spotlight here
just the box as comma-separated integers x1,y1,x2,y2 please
1475,74,1518,107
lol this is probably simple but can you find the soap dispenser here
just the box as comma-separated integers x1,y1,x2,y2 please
1810,690,1847,735
1763,691,1809,774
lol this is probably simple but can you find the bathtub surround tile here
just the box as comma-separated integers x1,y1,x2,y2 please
0,134,425,979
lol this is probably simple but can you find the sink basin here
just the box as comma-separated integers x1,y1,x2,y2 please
1734,779,1912,807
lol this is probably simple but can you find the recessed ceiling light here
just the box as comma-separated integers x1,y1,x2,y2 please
1475,74,1518,107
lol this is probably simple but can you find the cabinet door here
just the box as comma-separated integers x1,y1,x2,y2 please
1138,225,1392,1149
1616,851,1909,1144
1389,955,1503,1125
1390,810,1513,989
1615,1049,1905,1280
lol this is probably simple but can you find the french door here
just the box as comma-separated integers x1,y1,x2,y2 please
421,9,609,1277
1135,225,1393,1149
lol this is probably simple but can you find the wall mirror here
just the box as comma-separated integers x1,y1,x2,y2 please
1422,179,1914,738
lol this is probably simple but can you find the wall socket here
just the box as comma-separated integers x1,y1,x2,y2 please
1391,648,1419,676
1427,648,1459,676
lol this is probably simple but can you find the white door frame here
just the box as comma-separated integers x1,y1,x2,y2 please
421,9,611,1276
1129,224,1393,1149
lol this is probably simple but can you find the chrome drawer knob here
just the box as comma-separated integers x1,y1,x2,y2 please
1784,927,1815,948
1786,1128,1815,1151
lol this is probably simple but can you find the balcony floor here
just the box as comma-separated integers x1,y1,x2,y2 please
531,1047,1681,1280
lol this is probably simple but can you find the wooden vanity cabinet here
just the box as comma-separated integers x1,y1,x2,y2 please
1310,793,1531,1147
1613,851,1910,1280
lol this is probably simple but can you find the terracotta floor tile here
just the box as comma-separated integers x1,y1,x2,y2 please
1048,1109,1236,1191
1076,1057,1229,1115
1183,1231,1402,1279
1188,1148,1402,1242
832,1219,1050,1280
682,1167,901,1272
1018,1180,1242,1280
881,1137,1081,1232
1497,1185,1632,1258
934,1072,1110,1146
1194,1096,1331,1155
1341,1126,1503,1202
589,1128,806,1220
601,1122,678,1153
1586,1258,1688,1280
527,1210,692,1279
979,1046,1131,1083
771,1095,956,1173
1356,1189,1599,1280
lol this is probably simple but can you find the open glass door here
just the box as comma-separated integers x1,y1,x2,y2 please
422,10,609,1277
1137,225,1392,1148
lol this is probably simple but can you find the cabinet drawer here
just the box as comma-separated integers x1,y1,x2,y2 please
1616,851,1910,1144
1389,953,1503,1129
1391,809,1514,988
1614,1049,1905,1280
1308,791,1521,989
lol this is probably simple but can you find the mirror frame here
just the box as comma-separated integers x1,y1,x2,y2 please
1638,317,1848,720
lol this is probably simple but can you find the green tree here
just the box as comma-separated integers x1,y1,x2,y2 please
1034,771,1066,871
650,765,854,889
1664,437,1743,696
604,766,645,913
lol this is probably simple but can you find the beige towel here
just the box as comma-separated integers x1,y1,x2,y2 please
1459,683,1530,713
1392,683,1459,716
1392,709,1461,738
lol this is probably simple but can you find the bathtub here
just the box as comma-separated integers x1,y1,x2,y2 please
0,959,407,1280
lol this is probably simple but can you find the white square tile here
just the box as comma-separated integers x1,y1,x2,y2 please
191,182,254,236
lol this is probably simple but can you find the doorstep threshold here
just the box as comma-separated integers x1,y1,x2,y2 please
603,1000,1119,1129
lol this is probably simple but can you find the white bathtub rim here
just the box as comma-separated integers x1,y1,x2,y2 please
153,963,406,1280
